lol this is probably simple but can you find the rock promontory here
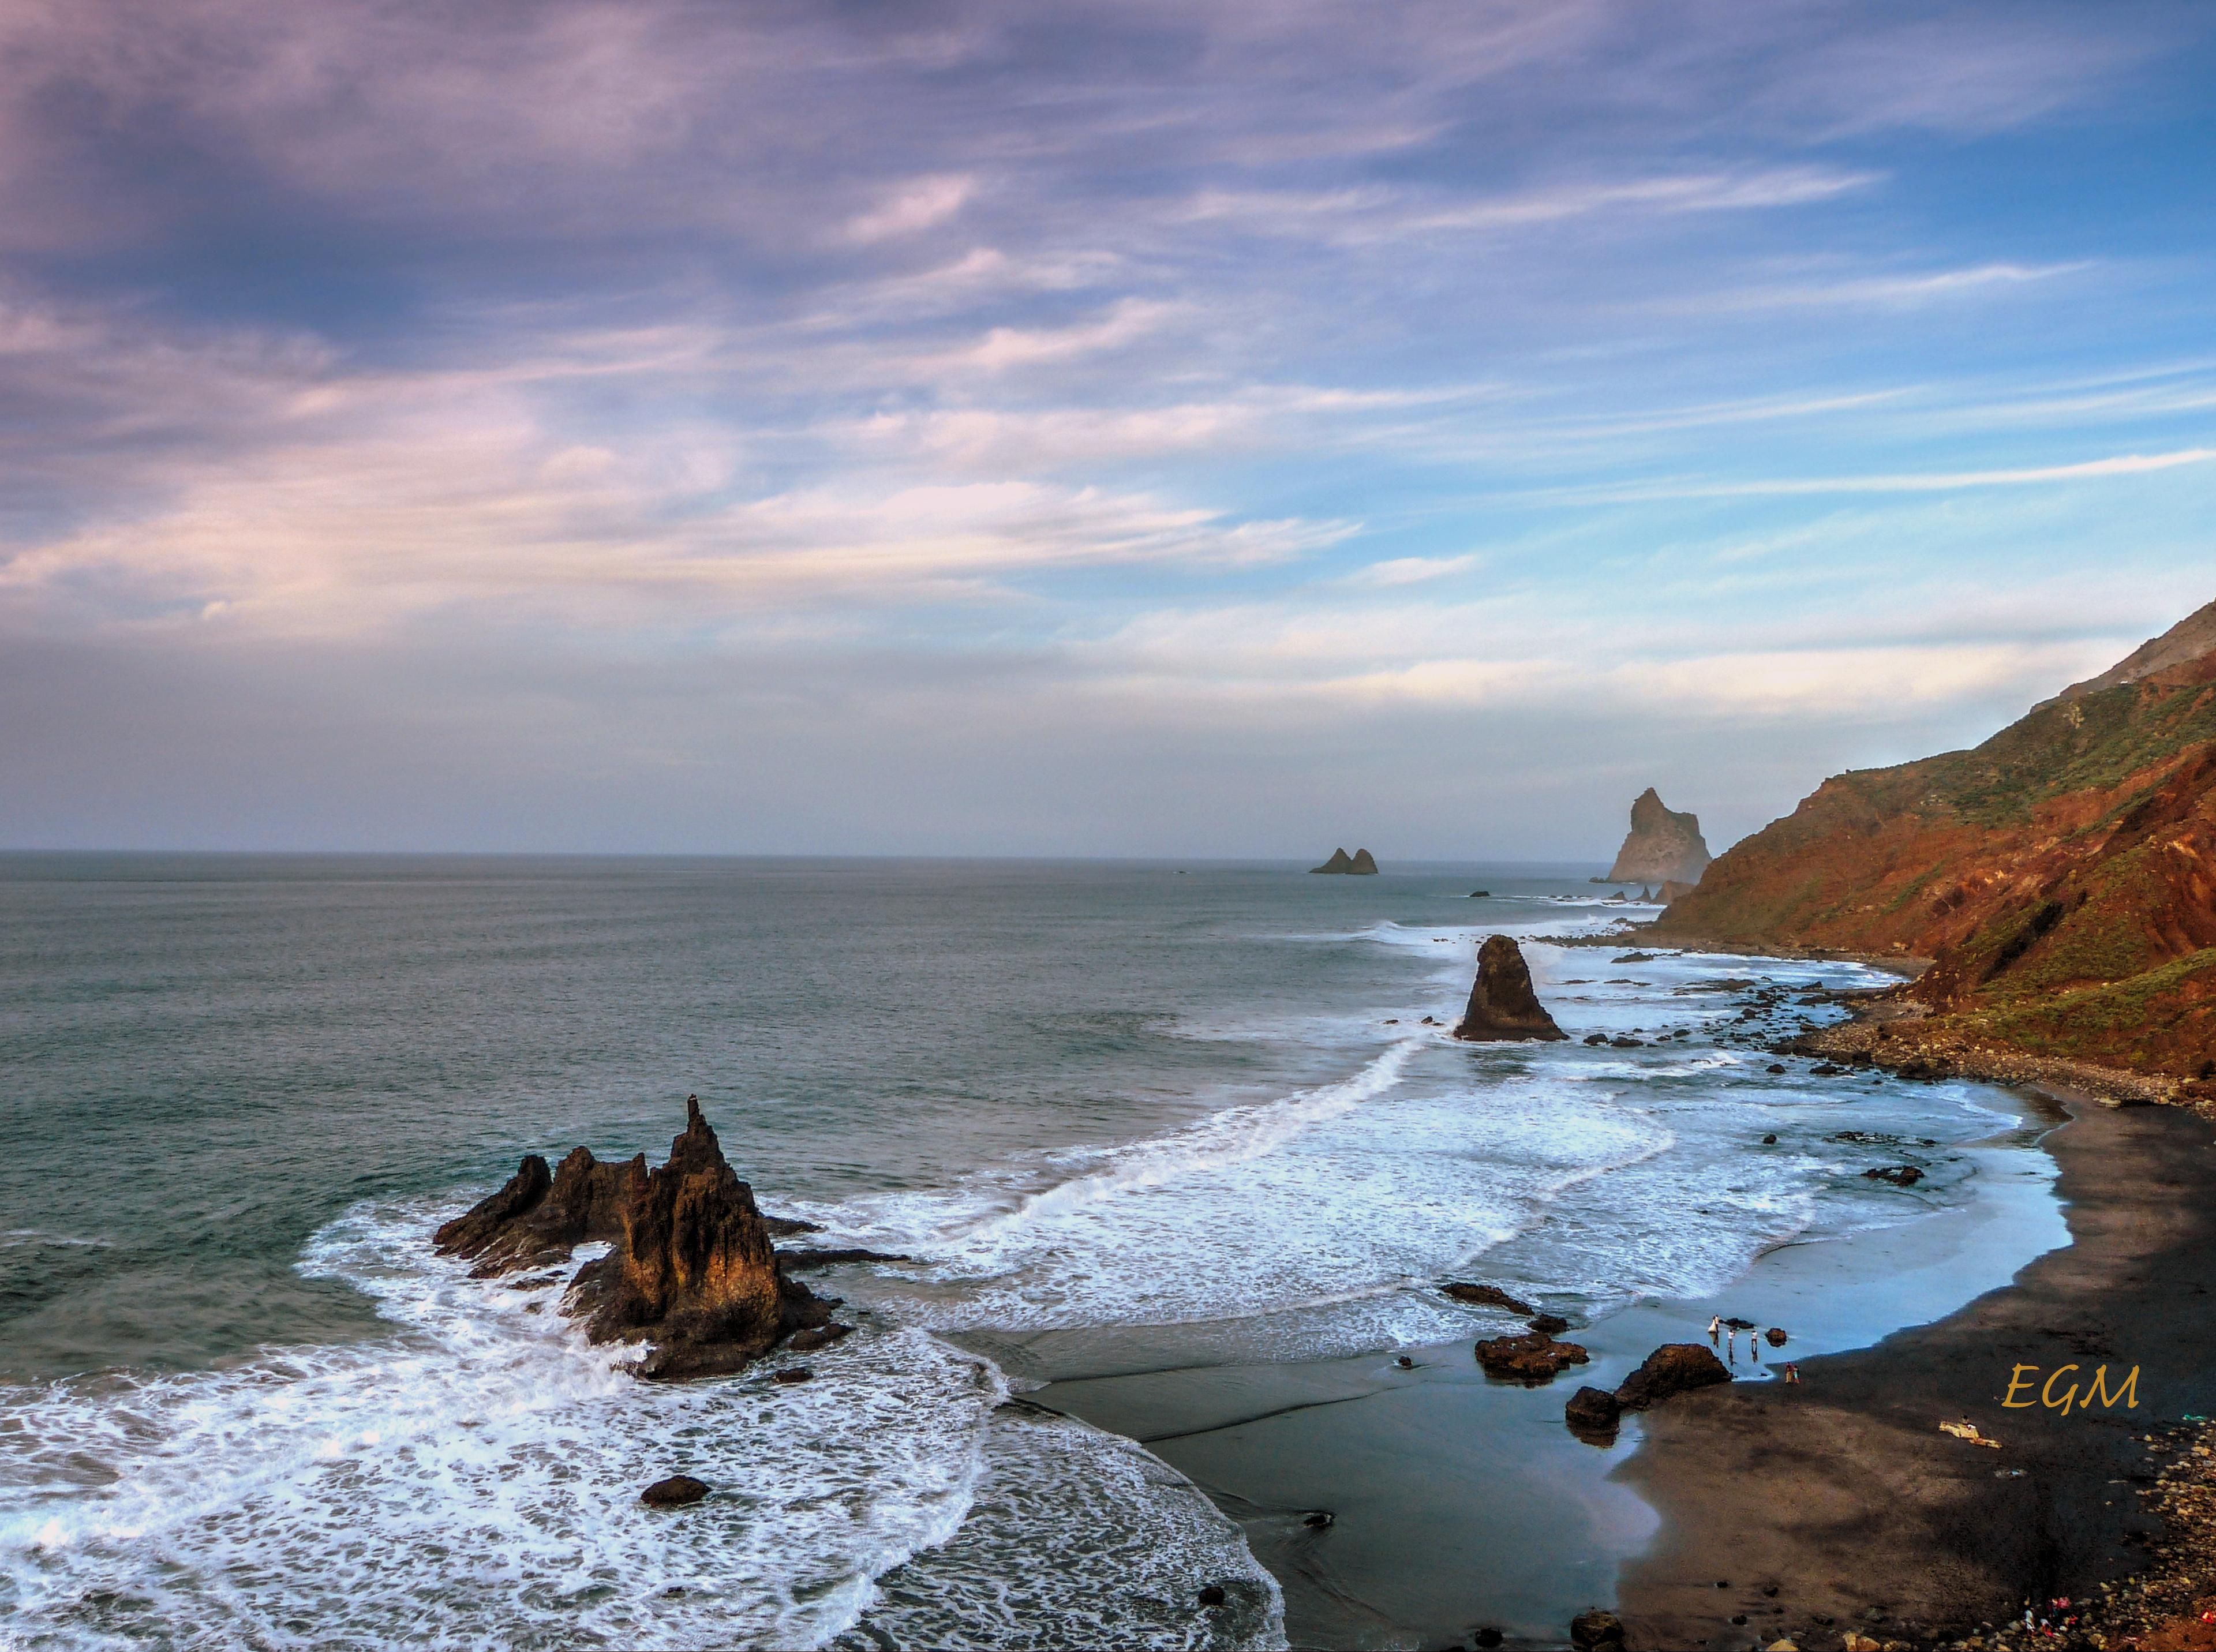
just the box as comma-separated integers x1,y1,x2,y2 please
433,1097,832,1378
1311,847,1380,874
1451,935,1569,1042
1606,788,1711,885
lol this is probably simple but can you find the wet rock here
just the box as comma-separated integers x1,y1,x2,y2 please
1530,1313,1570,1335
1565,1385,1623,1433
1766,1063,1787,1075
641,1474,710,1508
759,1212,823,1237
1613,952,1657,964
1571,1608,1628,1651
1395,1354,1414,1368
777,1248,912,1270
1452,936,1569,1042
1611,1036,1644,1048
1475,1329,1590,1384
787,1323,854,1353
1865,1164,1924,1186
1810,1062,1846,1076
1469,890,1491,898
448,1097,832,1381
1301,1511,1334,1529
1615,1343,1732,1411
1584,1033,1609,1046
1441,1282,1535,1313
1761,1133,1779,1144
771,1366,814,1384
1765,1327,1788,1346
1474,1629,1504,1649
1197,1584,1227,1608
435,1146,647,1278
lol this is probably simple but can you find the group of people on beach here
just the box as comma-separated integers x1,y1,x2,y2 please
1709,1314,1800,1383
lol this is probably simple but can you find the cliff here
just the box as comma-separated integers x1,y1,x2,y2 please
1605,790,1711,885
1654,600,2216,1081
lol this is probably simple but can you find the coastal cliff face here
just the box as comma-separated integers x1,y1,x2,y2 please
1605,790,1711,885
1655,598,2216,1079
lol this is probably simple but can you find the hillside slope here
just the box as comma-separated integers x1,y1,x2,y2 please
1654,602,2216,1080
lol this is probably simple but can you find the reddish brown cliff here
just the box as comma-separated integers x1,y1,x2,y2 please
1654,601,2216,1081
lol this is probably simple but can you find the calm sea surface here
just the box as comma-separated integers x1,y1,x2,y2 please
0,856,2042,1649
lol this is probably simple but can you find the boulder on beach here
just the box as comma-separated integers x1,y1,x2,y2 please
1605,788,1712,886
1564,1385,1623,1435
1475,1329,1590,1384
1451,935,1569,1043
433,1097,832,1380
1615,1343,1732,1411
1571,1609,1628,1651
641,1474,710,1508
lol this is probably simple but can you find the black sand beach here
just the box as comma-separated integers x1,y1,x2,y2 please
1021,1085,2132,1650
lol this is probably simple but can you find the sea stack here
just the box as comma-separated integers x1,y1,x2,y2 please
1452,935,1568,1042
1311,847,1380,874
1605,789,1711,885
433,1097,832,1378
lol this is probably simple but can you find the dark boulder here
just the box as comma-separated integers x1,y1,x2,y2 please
1865,1164,1924,1187
1571,1608,1628,1651
777,1248,911,1270
1301,1510,1334,1530
1441,1281,1534,1313
788,1323,854,1353
1615,1343,1731,1411
1452,936,1568,1042
1197,1585,1227,1608
1475,1330,1590,1384
1765,1327,1788,1347
641,1475,710,1508
771,1366,814,1385
1530,1313,1570,1335
1564,1385,1623,1436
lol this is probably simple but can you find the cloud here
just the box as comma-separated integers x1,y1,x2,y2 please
844,174,976,244
1579,446,2216,501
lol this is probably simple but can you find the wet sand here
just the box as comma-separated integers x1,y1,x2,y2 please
1010,1093,2083,1650
1614,1093,2216,1650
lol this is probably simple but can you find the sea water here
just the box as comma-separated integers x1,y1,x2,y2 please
0,856,2049,1650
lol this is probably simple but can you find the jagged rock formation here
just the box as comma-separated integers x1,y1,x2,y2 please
1656,598,2216,1079
1606,788,1712,885
433,1098,830,1378
1451,935,1569,1042
435,1145,645,1275
1309,847,1380,874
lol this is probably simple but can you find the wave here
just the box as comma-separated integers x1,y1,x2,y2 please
0,1200,1277,1651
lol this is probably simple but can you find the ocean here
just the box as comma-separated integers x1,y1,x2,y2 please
0,856,2050,1650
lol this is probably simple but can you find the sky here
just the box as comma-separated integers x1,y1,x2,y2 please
3,0,2214,859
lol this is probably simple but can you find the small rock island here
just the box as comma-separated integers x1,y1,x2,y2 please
434,1097,840,1378
1311,847,1380,874
1451,935,1568,1042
